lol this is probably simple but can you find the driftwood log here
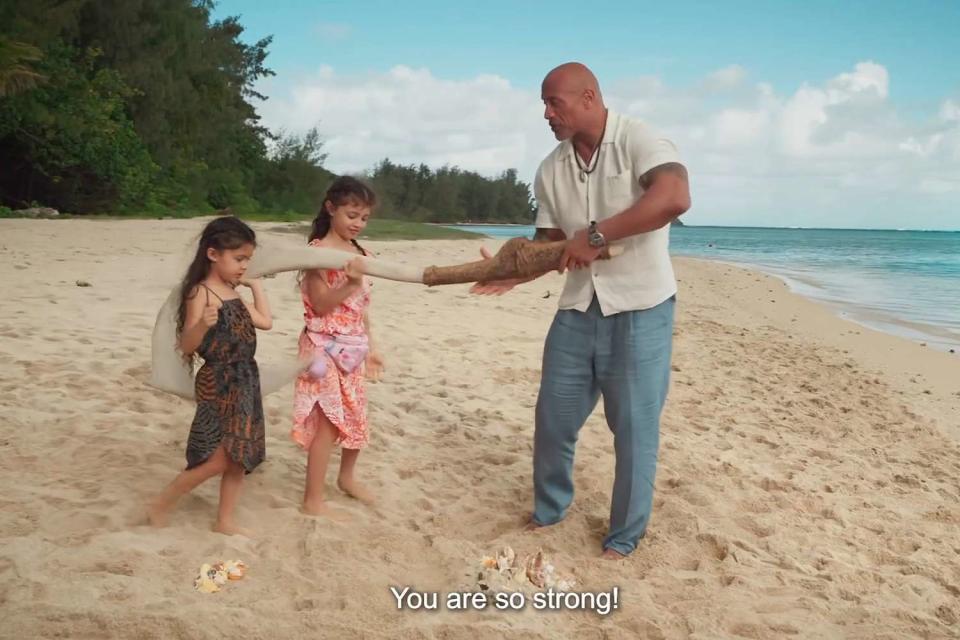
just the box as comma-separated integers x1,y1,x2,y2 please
243,236,624,285
422,237,623,286
150,237,624,399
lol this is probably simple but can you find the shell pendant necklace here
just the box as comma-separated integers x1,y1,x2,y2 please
574,109,608,183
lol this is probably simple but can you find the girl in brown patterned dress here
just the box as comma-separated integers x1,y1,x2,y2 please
148,216,273,536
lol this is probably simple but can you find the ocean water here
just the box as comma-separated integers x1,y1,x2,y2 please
445,224,960,352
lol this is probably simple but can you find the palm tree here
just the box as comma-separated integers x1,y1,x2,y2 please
0,36,45,97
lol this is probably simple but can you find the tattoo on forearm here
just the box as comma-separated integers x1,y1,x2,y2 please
639,162,687,190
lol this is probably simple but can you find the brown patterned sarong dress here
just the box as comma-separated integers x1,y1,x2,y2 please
185,284,265,473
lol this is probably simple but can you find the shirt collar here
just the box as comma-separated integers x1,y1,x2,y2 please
562,109,619,161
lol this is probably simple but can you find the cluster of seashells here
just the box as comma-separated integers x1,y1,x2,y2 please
477,546,575,593
193,559,247,593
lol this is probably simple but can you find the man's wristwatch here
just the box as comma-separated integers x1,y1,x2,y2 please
588,221,607,248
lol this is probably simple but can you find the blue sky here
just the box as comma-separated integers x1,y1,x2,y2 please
215,0,960,229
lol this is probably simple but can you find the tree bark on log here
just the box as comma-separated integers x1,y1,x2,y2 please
422,237,623,285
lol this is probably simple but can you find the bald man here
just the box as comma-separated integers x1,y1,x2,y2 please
473,62,690,559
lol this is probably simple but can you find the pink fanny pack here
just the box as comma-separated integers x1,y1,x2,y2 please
306,331,369,374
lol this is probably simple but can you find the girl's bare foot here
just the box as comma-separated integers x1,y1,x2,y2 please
337,477,376,505
213,520,253,537
301,499,351,521
147,498,172,527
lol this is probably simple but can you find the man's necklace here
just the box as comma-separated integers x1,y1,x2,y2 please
574,110,608,183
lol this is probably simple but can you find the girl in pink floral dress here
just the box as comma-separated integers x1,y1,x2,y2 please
293,176,384,518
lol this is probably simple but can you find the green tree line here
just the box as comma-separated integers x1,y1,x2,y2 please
0,0,536,223
368,160,534,224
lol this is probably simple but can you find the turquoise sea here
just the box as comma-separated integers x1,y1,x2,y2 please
445,224,960,353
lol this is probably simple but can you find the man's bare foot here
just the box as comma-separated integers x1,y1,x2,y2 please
523,517,555,532
146,498,172,528
601,548,627,561
337,477,376,505
213,520,253,537
301,500,351,521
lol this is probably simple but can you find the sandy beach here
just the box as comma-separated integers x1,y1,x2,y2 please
1,218,958,640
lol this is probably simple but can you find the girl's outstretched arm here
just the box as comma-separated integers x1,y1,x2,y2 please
303,257,366,316
241,279,273,330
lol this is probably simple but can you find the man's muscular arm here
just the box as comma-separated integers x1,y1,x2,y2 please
596,162,690,242
639,162,688,192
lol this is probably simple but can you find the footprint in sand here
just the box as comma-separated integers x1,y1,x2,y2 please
98,587,134,603
294,598,319,611
414,498,435,512
88,560,136,576
696,532,731,562
734,515,774,539
479,451,520,467
759,477,794,493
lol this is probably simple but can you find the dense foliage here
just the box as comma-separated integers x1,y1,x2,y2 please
0,0,536,223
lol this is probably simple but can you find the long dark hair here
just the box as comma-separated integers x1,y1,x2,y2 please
177,216,257,340
309,175,376,255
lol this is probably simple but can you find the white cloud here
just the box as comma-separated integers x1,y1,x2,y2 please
256,62,960,229
703,64,747,91
940,99,960,122
711,108,770,147
828,61,889,99
314,22,352,41
900,133,943,157
259,65,554,181
919,178,960,194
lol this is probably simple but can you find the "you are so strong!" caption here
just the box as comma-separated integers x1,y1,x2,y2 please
389,586,621,617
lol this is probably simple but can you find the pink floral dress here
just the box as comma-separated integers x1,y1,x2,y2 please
292,242,372,450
